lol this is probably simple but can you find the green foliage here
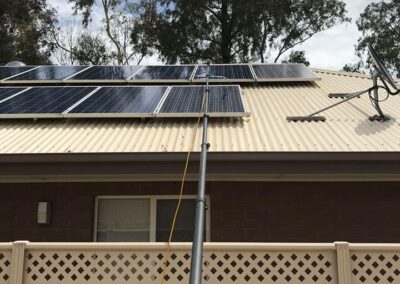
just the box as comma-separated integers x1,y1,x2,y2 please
341,62,365,74
71,34,113,65
282,50,310,66
356,0,400,75
68,0,349,64
0,0,57,65
68,0,96,27
134,0,349,63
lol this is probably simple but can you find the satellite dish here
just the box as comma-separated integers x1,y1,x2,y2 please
5,61,26,67
287,45,400,122
368,44,398,91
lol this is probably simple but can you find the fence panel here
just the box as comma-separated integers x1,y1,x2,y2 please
0,243,12,284
22,243,337,284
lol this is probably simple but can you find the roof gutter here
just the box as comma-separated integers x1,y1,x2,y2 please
1,151,400,163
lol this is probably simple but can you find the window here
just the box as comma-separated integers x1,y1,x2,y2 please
94,196,210,242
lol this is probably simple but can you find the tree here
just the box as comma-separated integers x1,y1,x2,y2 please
282,50,310,66
72,34,114,65
150,0,264,63
341,62,365,74
69,0,349,64
0,0,57,65
355,0,400,75
68,0,152,64
136,0,349,63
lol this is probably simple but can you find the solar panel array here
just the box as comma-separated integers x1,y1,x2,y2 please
0,63,322,120
0,64,319,84
0,86,248,119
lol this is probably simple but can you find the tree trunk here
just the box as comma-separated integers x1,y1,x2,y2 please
220,0,231,63
103,0,124,65
259,21,268,63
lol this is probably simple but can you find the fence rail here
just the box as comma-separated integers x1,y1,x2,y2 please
1,242,400,284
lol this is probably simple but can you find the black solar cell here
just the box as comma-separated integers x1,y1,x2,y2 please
69,86,167,114
194,65,254,80
68,66,141,80
0,88,27,101
6,66,88,81
159,86,244,114
252,64,319,81
0,67,34,80
208,86,244,113
132,66,194,81
0,87,96,114
159,86,204,113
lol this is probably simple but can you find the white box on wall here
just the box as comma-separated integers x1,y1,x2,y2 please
37,201,51,224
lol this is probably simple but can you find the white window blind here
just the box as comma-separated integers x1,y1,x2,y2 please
97,199,150,242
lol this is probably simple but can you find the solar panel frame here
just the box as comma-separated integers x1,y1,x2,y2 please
156,85,249,118
4,66,90,83
0,66,38,81
251,63,320,82
64,65,142,83
0,86,97,119
192,64,256,83
127,65,196,83
64,86,169,118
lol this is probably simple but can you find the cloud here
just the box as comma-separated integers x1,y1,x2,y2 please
296,0,376,70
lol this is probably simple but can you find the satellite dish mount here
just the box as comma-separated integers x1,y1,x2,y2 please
287,45,400,122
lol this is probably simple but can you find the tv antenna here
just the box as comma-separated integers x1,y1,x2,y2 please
287,44,400,122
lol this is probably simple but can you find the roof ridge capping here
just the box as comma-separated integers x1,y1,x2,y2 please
312,68,371,79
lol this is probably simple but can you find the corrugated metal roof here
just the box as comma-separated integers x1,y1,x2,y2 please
0,69,399,154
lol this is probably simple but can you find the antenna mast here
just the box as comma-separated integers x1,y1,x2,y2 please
189,61,211,284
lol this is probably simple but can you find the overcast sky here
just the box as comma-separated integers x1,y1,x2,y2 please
49,0,376,70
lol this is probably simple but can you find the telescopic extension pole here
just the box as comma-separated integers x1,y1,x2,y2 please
189,61,211,284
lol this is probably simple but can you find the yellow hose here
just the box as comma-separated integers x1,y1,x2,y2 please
160,90,208,284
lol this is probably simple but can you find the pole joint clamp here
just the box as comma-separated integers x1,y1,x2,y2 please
196,198,207,208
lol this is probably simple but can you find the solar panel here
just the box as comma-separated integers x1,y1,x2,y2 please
0,67,34,80
67,66,141,81
67,86,167,117
0,88,27,101
131,65,195,82
251,64,319,82
0,85,248,119
6,66,88,81
0,87,96,117
193,64,254,82
157,85,247,117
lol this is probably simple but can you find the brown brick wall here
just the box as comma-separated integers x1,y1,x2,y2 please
0,181,399,242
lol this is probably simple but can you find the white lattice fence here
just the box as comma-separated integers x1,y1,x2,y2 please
0,244,12,284
20,243,338,284
3,241,400,284
350,245,400,284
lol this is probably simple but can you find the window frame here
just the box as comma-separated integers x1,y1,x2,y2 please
94,195,211,242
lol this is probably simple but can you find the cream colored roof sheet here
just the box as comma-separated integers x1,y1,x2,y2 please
0,69,399,154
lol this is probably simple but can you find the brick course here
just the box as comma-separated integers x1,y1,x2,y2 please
0,181,399,242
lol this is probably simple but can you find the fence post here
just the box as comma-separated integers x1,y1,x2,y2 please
10,241,29,284
335,241,351,284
